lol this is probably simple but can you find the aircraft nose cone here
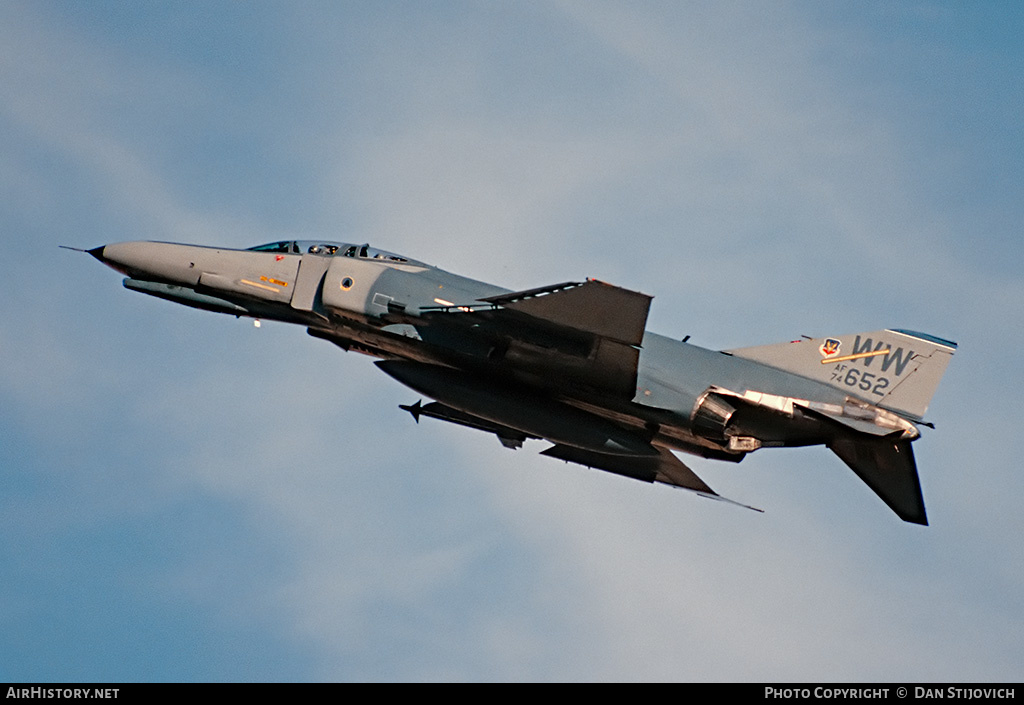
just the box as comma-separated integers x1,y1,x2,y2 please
87,241,208,285
86,243,136,276
87,244,131,275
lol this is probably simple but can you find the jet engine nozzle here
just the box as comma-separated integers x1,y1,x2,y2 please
691,391,737,442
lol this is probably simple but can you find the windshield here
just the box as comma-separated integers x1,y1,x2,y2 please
247,241,422,265
247,240,300,254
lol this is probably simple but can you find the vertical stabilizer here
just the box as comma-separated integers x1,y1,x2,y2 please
728,329,957,420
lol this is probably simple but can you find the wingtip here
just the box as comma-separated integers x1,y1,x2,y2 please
697,491,764,513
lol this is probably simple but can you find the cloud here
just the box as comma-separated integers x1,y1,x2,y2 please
2,1,1021,682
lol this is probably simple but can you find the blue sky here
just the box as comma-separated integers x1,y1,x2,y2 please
2,1,1023,682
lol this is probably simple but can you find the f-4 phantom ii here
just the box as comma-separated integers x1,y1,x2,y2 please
71,239,957,525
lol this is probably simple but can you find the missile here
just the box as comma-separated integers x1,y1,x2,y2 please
400,400,530,449
377,360,656,457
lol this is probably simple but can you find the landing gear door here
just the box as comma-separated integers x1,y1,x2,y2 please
290,254,333,313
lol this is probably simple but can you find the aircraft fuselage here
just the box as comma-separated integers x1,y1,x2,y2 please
78,239,956,524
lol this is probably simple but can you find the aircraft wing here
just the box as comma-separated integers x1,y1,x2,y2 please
540,444,762,512
477,279,650,346
421,280,652,398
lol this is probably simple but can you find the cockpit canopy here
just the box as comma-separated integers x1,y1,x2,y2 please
247,240,421,265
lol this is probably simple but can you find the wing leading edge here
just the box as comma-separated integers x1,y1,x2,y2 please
540,444,761,512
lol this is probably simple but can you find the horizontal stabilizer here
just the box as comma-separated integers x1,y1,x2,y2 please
828,437,927,525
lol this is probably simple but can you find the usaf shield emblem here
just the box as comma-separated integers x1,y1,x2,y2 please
819,338,841,359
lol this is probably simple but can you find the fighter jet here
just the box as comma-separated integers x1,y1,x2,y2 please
69,239,957,525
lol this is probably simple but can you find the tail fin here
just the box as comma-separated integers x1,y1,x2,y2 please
728,329,957,420
828,436,927,525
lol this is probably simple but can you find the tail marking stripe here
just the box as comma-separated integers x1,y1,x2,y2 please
821,349,891,365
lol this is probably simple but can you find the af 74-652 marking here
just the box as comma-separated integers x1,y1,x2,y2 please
70,239,957,525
